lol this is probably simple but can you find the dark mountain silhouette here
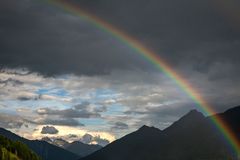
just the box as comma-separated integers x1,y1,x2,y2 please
64,141,102,157
41,137,102,157
81,106,240,160
0,128,80,160
211,106,240,134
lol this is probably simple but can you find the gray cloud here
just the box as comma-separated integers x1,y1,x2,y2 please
0,114,25,129
32,118,84,127
81,133,93,144
36,107,100,118
74,102,91,110
93,136,110,146
0,0,147,76
0,78,24,87
68,134,78,138
80,133,110,146
0,0,239,78
111,122,129,130
41,126,59,134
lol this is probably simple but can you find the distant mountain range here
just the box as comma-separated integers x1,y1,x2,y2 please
41,137,102,157
81,106,240,160
0,106,239,160
0,128,102,159
0,128,80,160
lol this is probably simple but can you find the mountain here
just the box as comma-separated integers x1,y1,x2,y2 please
0,128,80,160
64,141,102,157
81,106,240,160
41,137,102,157
0,135,41,160
41,137,69,147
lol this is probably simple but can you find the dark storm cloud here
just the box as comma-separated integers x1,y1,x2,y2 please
1,0,240,78
41,126,59,134
0,0,149,76
71,0,240,73
0,0,239,81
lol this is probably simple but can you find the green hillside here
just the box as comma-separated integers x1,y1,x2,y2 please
0,135,41,160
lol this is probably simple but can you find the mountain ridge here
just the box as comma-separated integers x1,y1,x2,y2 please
41,136,102,157
0,128,80,160
80,106,240,160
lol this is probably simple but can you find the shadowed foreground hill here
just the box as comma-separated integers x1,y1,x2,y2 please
0,128,80,160
81,106,240,160
0,135,41,160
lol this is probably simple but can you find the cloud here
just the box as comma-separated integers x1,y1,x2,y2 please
81,133,93,144
36,107,101,118
74,102,90,110
31,118,84,127
0,78,24,86
0,0,147,76
0,0,240,79
80,133,110,146
68,134,78,138
0,113,25,129
30,126,115,145
111,122,128,130
92,136,110,146
41,126,59,134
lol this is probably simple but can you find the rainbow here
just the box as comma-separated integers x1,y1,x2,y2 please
45,0,240,156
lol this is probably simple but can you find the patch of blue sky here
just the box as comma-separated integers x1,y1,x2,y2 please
80,118,106,126
0,101,18,114
36,88,69,97
93,89,119,99
36,88,49,94
103,103,127,116
87,88,120,106
34,100,71,109
0,107,17,115
3,99,70,110
71,98,90,104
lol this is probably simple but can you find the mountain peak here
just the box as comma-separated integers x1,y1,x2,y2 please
164,109,205,132
184,109,204,119
180,109,205,123
139,125,160,131
223,106,240,114
139,125,149,130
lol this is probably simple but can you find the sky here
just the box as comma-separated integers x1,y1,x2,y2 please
0,0,240,145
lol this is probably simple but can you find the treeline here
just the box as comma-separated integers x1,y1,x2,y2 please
0,135,41,160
